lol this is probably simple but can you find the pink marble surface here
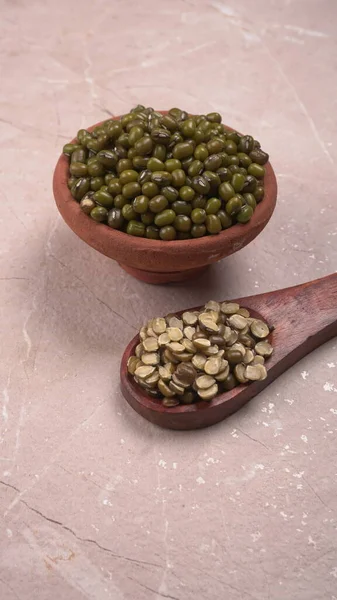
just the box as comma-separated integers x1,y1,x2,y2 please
1,0,337,598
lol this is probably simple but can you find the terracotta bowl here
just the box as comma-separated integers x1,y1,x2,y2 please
53,115,277,284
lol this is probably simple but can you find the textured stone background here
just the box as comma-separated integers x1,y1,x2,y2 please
0,0,336,598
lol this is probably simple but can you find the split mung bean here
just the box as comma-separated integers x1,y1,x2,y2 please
127,300,273,404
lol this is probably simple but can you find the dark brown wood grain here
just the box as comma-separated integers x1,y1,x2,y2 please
120,273,337,430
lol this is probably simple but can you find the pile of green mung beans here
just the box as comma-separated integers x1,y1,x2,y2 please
127,300,273,405
63,106,269,241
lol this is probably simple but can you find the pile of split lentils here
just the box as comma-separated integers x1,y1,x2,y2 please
127,300,273,406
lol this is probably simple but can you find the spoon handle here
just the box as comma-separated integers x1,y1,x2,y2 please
240,273,337,379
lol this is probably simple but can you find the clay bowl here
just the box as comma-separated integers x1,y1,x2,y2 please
53,114,277,284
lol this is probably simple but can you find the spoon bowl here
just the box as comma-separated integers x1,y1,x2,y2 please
120,274,337,429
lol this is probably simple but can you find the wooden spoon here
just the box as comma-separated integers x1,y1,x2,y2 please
120,274,337,430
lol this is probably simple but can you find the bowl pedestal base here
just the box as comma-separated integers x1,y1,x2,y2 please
119,263,209,284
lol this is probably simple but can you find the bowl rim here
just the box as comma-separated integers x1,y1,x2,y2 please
53,113,277,256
